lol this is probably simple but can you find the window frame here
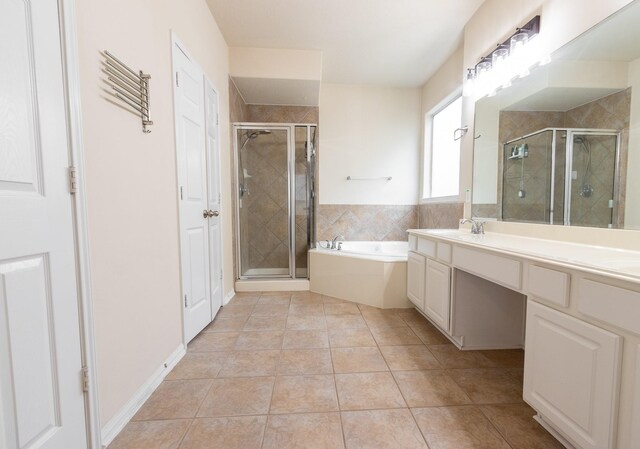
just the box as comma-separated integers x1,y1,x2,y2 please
422,91,463,203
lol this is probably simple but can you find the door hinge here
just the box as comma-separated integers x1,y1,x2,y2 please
220,271,223,280
216,114,219,125
81,365,89,393
184,294,188,308
180,186,184,200
175,72,179,87
68,166,78,194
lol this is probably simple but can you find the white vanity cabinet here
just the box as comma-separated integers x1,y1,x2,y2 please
524,300,621,449
407,251,426,309
424,259,451,332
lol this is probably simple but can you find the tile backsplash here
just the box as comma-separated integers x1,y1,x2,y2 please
317,205,418,242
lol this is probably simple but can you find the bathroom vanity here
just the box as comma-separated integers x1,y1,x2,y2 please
406,228,640,449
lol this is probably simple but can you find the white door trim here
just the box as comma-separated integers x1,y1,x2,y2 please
58,0,101,447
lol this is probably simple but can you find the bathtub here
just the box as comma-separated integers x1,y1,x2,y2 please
309,241,411,309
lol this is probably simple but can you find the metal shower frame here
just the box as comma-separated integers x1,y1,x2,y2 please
233,122,317,280
503,127,621,226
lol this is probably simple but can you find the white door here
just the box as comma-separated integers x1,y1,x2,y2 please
524,300,621,449
204,81,223,317
173,43,212,342
0,1,88,448
407,251,425,310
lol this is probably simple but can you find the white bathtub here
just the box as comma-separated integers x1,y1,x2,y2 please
315,241,408,261
309,241,411,309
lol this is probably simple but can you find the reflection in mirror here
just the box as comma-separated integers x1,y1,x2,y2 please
472,1,640,229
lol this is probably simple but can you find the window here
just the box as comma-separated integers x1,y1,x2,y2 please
424,96,462,199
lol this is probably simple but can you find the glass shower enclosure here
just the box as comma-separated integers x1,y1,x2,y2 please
502,128,620,228
234,123,317,279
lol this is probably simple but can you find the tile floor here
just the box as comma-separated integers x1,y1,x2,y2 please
108,291,564,449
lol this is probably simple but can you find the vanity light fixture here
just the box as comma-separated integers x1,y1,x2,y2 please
466,15,541,98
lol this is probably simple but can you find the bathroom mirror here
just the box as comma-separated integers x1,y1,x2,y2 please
472,1,640,230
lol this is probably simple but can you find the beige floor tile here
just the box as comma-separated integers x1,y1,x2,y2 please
328,328,376,348
335,372,406,410
243,315,287,331
218,350,280,377
270,374,338,414
371,326,422,346
197,377,275,417
363,314,408,330
277,349,333,375
262,413,345,449
331,347,389,373
480,403,565,448
380,345,441,371
228,295,260,306
165,352,228,380
324,303,361,315
233,330,284,350
429,345,496,368
291,294,323,304
291,291,322,301
286,314,327,330
408,322,449,345
107,419,190,449
341,409,428,449
257,295,291,305
218,305,255,318
447,368,524,404
289,303,325,315
179,416,266,449
251,303,290,316
393,370,471,407
282,330,329,349
412,406,511,449
188,332,239,352
322,295,348,304
478,349,525,368
204,316,248,333
325,314,367,330
133,380,212,420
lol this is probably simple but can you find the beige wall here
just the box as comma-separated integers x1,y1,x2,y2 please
319,83,421,205
76,0,232,427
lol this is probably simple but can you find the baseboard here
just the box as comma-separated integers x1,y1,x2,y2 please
223,289,235,305
100,344,186,448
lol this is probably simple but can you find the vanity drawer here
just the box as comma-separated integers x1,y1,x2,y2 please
408,235,418,251
437,242,452,264
417,238,436,258
578,278,640,335
528,265,571,307
453,246,522,290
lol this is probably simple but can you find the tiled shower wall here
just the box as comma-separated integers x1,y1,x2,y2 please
473,89,630,228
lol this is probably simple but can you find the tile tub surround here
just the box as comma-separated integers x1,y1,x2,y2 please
317,204,418,242
418,202,464,229
108,291,563,449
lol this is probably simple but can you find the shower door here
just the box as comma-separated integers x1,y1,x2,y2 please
566,131,619,228
235,124,316,279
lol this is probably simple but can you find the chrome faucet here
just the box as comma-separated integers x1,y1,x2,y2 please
460,219,485,235
331,234,345,249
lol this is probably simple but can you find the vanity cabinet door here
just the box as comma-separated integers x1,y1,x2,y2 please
407,251,426,310
524,301,621,449
425,259,451,332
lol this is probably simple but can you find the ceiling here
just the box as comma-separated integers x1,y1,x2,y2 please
206,0,484,87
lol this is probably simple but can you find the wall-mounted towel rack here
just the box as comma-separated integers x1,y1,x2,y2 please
346,176,392,181
102,50,153,133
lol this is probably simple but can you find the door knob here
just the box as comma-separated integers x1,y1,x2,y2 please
203,209,219,218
